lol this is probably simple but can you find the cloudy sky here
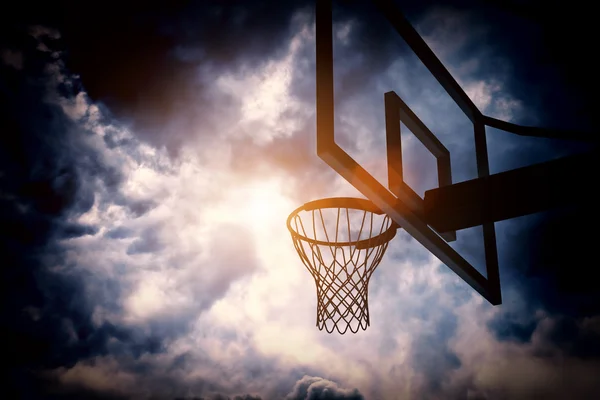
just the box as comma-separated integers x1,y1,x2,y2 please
1,0,599,399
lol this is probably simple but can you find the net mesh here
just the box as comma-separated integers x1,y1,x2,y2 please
288,201,396,334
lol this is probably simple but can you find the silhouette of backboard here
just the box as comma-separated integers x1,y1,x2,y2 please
315,0,502,305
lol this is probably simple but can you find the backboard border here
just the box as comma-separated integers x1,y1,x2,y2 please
385,91,457,243
315,0,501,305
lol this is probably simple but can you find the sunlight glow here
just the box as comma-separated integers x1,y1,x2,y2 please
244,180,289,230
203,176,294,238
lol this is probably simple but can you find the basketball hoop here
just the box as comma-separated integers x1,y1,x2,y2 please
287,197,399,334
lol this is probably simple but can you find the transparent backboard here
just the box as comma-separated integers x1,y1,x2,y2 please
316,0,501,304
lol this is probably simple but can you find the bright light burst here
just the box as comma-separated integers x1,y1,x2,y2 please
203,176,295,239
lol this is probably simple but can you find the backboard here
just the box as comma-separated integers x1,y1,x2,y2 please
315,0,502,305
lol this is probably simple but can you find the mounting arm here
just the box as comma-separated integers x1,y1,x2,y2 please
423,149,599,232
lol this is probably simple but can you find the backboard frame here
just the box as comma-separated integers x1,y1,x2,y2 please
385,91,457,243
315,0,501,305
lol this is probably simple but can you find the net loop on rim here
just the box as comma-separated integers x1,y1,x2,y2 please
287,197,399,334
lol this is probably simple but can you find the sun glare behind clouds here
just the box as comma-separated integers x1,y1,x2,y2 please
202,176,294,237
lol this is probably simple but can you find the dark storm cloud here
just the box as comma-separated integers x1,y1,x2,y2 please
470,1,597,131
330,1,416,101
285,376,364,400
387,230,431,265
487,204,600,355
123,198,158,218
34,0,314,156
395,0,598,132
2,22,270,397
104,226,134,239
207,395,262,400
410,312,461,390
484,132,598,348
381,291,466,397
58,222,99,239
42,341,317,399
533,316,600,360
504,206,598,315
126,227,164,255
1,23,172,397
487,309,537,344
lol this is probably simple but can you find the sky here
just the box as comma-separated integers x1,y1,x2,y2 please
1,0,599,399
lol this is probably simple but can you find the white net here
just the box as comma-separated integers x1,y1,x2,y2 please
288,198,397,334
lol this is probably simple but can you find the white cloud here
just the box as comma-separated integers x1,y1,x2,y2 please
215,13,314,145
418,7,523,122
60,91,90,121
